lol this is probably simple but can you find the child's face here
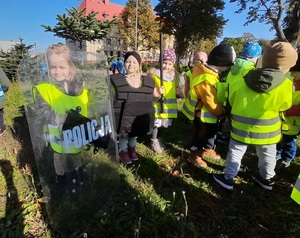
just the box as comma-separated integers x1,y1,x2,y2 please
125,56,139,74
163,61,174,72
291,71,300,81
48,53,71,81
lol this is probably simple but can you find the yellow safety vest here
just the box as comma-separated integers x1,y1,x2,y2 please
182,73,219,123
34,83,89,154
291,173,300,205
186,70,192,81
228,78,293,145
153,75,178,119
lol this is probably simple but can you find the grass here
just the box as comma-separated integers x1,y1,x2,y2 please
1,82,300,237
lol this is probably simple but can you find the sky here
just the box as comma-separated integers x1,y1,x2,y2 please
0,0,276,50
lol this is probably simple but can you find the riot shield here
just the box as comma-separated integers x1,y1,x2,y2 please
18,46,119,235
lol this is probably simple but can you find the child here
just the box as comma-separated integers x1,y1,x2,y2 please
148,49,184,153
0,67,11,135
110,51,156,164
276,52,300,169
110,59,117,74
226,42,262,84
184,52,208,97
117,57,126,75
217,42,262,143
214,42,298,190
33,44,89,192
182,44,236,167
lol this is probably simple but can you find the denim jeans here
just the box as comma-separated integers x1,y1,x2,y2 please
276,134,297,163
119,137,137,151
224,139,277,180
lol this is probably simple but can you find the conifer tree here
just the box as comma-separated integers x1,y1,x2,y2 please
41,7,115,50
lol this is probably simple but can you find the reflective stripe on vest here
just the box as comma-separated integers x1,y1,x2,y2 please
182,74,207,120
291,174,300,205
35,83,89,153
153,75,178,119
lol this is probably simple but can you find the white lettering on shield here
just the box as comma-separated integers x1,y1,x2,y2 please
63,115,112,153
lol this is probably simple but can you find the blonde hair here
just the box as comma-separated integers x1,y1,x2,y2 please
46,44,77,79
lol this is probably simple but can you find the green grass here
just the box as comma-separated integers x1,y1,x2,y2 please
1,82,300,237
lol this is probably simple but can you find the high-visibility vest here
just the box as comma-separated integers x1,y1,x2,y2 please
153,75,178,119
291,173,300,205
186,70,192,81
34,83,89,154
182,73,219,123
228,77,293,145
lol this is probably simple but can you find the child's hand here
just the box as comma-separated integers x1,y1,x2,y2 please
176,86,184,98
153,86,164,98
159,86,164,95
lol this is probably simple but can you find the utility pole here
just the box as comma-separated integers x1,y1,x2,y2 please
135,0,138,50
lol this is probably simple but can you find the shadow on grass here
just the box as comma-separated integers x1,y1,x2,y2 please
0,159,24,238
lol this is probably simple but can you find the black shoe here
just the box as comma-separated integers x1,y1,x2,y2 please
252,173,274,191
213,174,234,190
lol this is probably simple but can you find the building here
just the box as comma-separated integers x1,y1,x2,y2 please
0,40,19,52
67,0,175,64
67,0,126,58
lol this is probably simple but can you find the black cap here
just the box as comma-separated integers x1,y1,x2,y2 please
207,44,236,67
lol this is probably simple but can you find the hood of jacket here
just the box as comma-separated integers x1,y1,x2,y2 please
244,68,287,93
230,58,255,76
192,61,219,79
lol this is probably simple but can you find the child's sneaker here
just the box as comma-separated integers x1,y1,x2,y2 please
0,125,6,136
213,174,234,190
202,148,221,160
128,147,139,161
119,151,132,165
276,159,291,170
281,160,291,168
189,150,207,167
252,173,274,190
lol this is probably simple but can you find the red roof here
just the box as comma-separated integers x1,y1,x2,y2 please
78,0,124,21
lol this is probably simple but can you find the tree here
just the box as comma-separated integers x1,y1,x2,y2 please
283,0,300,45
0,38,34,81
118,0,160,50
229,0,291,41
41,7,115,50
221,37,247,55
221,33,271,55
154,0,227,57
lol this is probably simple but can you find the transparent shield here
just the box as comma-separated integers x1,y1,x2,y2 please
18,46,119,234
